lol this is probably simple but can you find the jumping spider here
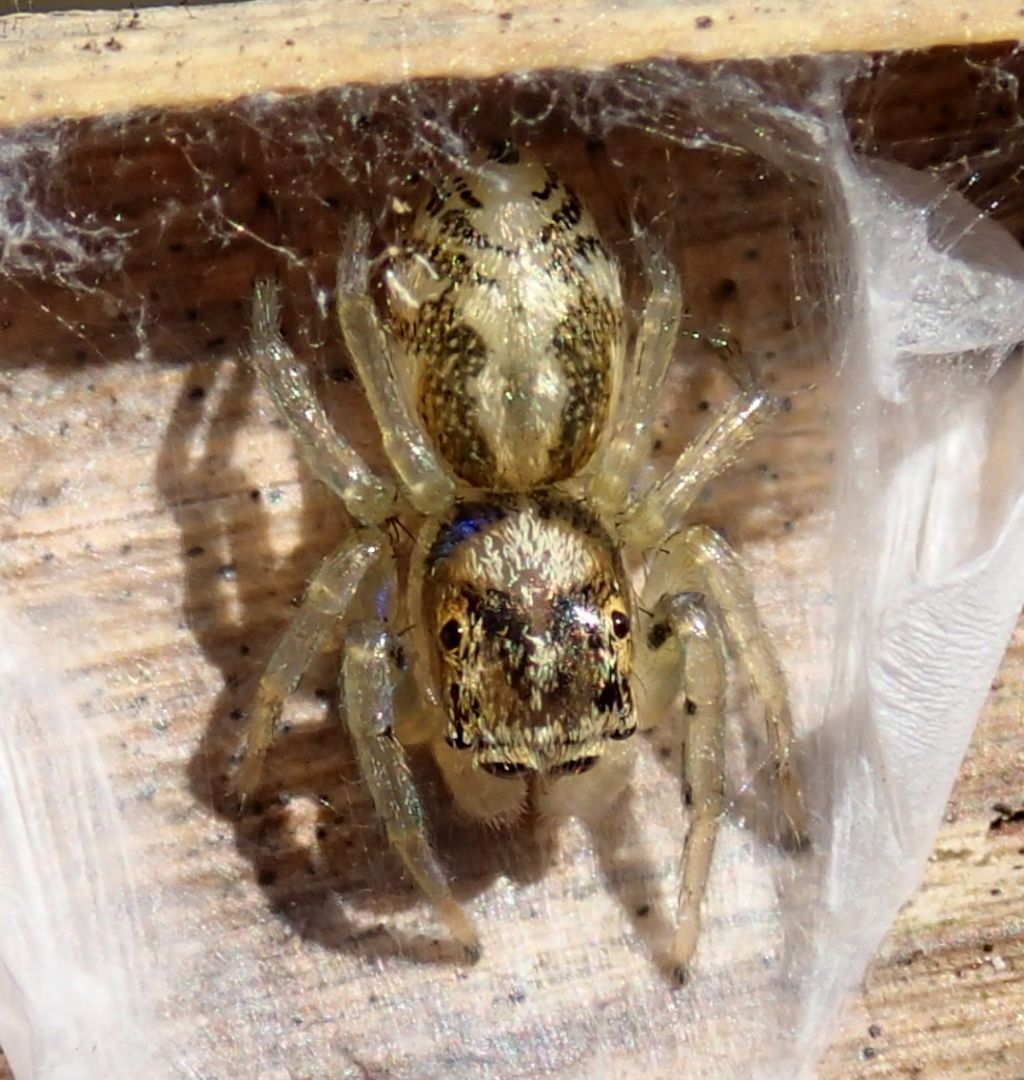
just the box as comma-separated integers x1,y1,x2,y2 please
236,143,806,981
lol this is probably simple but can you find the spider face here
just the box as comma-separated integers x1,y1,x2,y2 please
424,495,635,777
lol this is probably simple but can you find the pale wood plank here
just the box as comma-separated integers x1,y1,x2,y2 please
3,0,1024,127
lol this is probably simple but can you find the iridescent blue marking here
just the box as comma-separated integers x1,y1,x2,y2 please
428,500,507,568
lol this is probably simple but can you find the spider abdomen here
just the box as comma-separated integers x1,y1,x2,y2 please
385,146,624,491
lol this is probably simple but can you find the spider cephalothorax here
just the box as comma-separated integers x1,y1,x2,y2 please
238,142,806,981
423,494,635,777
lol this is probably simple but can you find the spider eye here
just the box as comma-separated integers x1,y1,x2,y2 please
439,618,464,651
611,610,630,639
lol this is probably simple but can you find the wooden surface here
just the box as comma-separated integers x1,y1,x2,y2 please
3,0,1024,127
0,42,1022,1080
0,632,1020,1076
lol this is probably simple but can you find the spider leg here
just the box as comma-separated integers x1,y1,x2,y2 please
644,525,807,848
622,384,779,547
234,529,387,805
343,622,481,959
639,590,726,982
586,241,681,516
337,215,455,516
250,279,396,526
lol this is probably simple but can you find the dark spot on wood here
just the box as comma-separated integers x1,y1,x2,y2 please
714,277,737,301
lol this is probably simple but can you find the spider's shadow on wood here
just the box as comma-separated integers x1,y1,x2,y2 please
154,348,811,984
155,346,718,979
155,347,580,968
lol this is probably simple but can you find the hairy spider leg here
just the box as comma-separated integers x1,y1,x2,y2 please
645,525,808,850
622,386,780,547
337,215,456,516
234,531,388,804
585,242,682,516
640,591,727,982
251,279,396,526
343,622,481,958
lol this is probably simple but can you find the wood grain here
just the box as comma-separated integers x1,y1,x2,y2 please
3,0,1024,127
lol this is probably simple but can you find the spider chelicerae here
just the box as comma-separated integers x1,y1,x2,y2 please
236,142,806,982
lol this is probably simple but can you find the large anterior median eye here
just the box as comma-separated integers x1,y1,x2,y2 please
611,608,630,639
439,618,464,651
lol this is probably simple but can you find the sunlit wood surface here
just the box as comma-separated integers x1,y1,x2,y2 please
3,0,1024,126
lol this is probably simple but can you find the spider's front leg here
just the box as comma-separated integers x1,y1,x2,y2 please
642,526,808,980
234,530,388,804
343,623,481,960
646,525,808,844
250,279,396,526
639,590,727,983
